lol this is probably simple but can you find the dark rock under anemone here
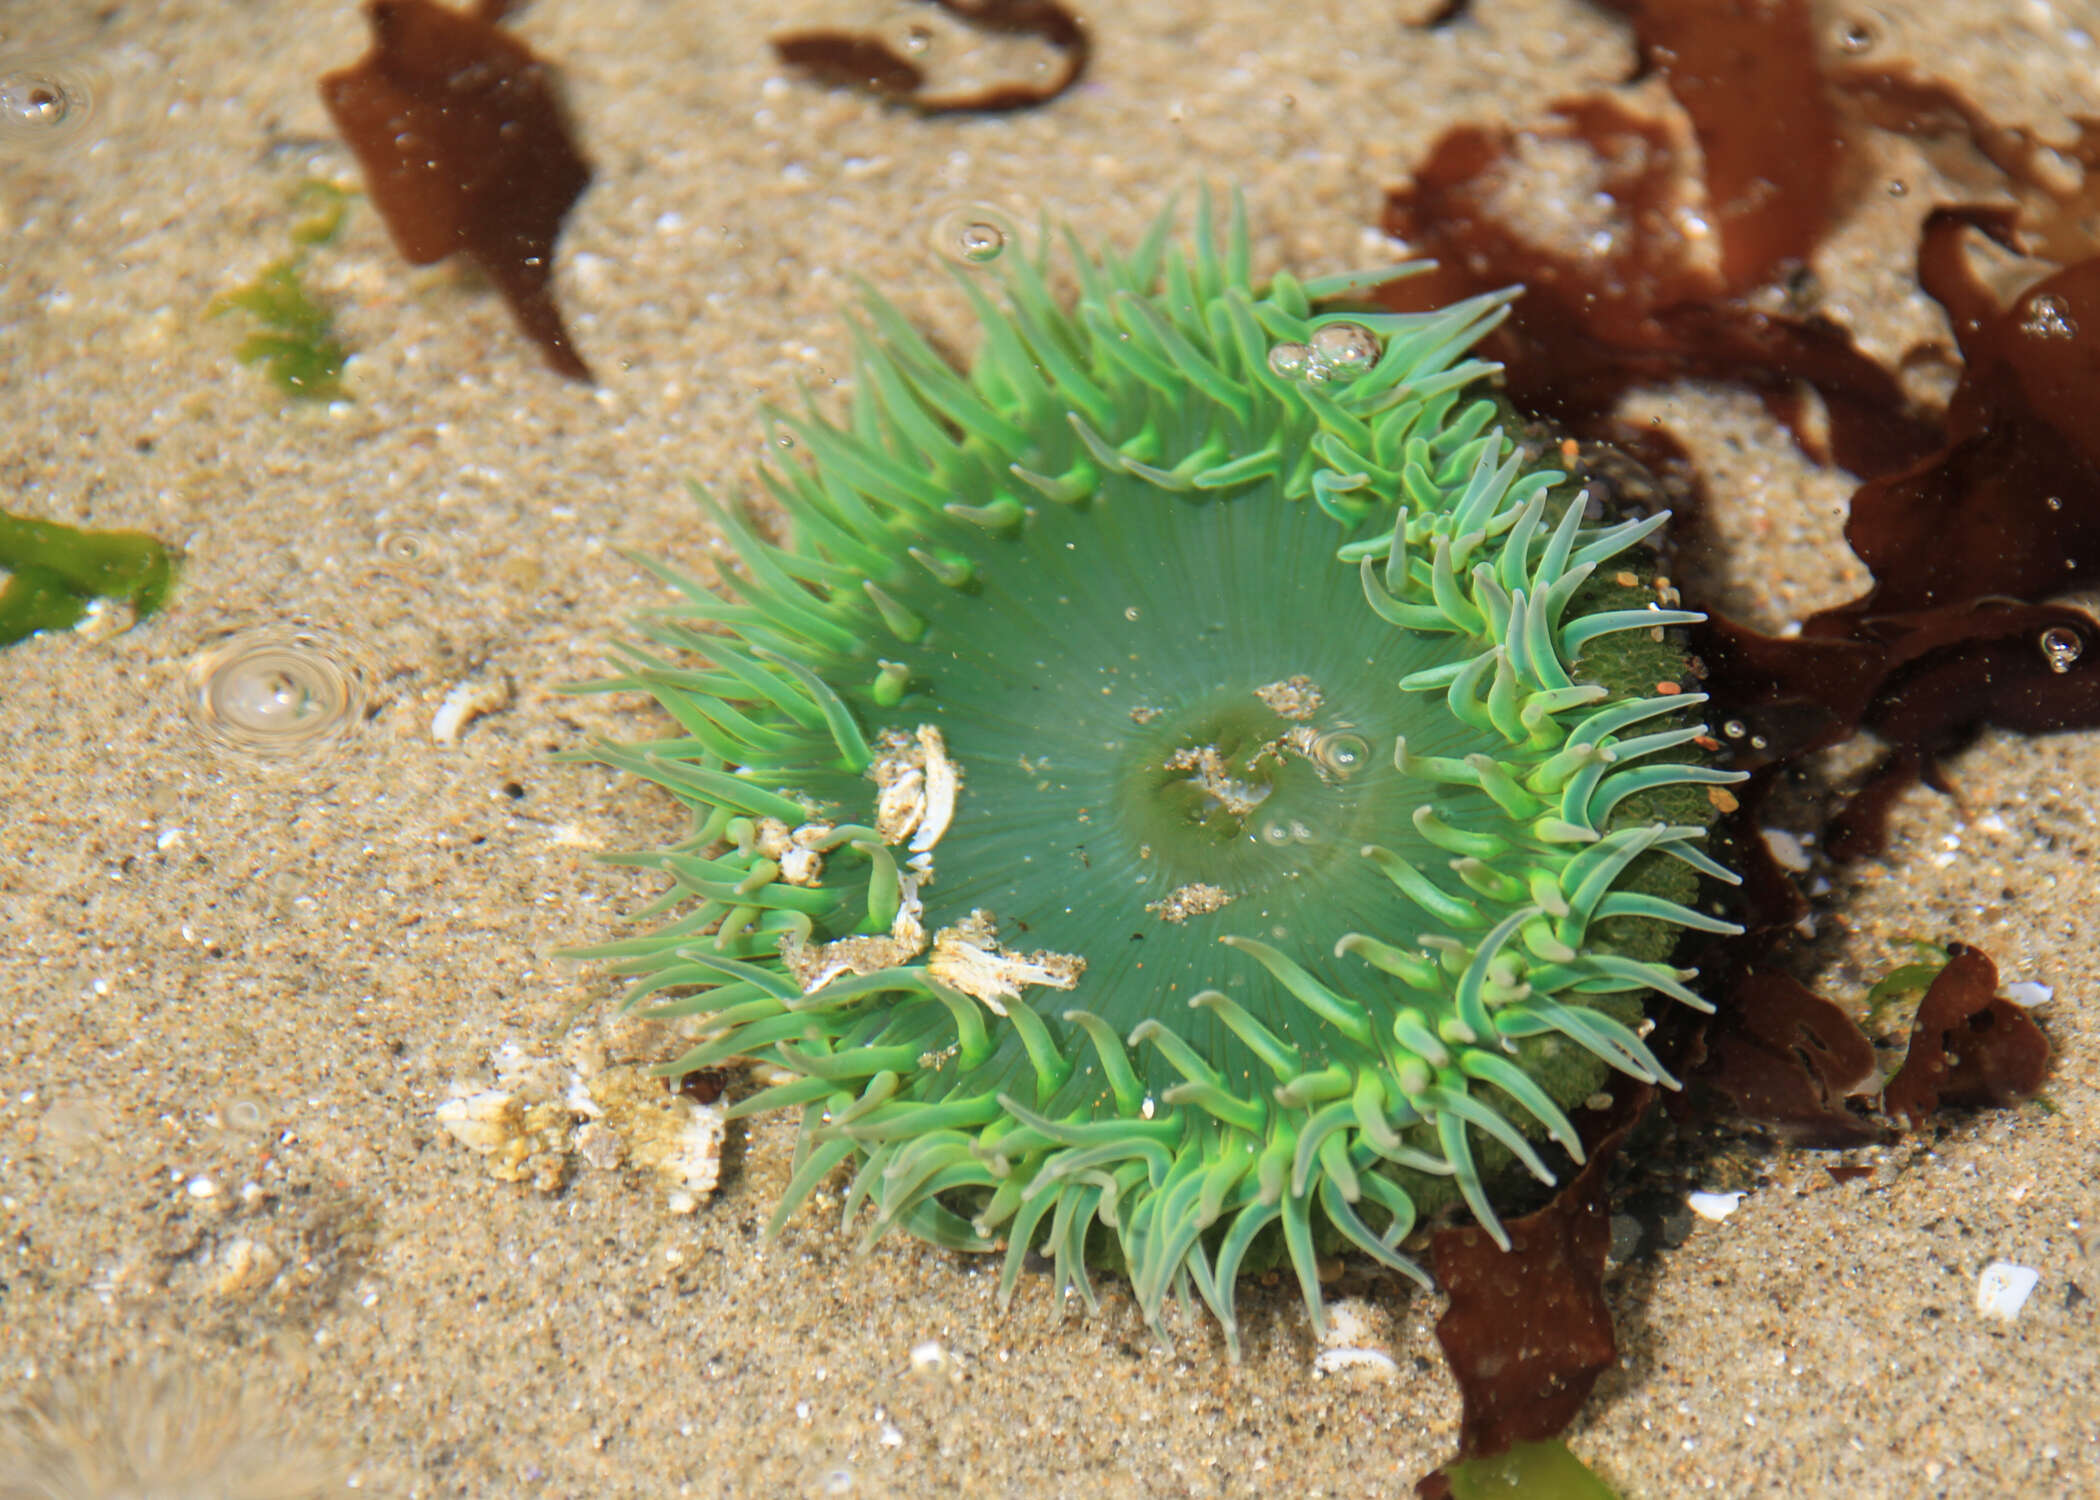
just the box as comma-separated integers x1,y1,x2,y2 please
572,195,1745,1357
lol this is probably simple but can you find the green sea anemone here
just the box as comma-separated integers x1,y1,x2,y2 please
574,194,1743,1356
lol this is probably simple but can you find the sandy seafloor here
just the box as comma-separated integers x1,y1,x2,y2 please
2,0,2097,1495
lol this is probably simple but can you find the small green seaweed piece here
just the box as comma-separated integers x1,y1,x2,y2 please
289,178,357,247
1445,1440,1625,1500
211,256,349,402
0,508,178,647
1862,939,1952,1027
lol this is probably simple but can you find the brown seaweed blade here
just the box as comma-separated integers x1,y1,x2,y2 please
1373,0,2077,1479
1425,1088,1649,1466
319,0,593,381
1882,945,2051,1125
1698,971,1882,1146
771,0,1088,115
1837,206,2100,615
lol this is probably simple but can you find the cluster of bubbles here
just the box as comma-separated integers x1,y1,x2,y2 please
1259,817,1317,847
1266,321,1383,384
0,52,103,155
188,626,367,763
2019,292,2078,343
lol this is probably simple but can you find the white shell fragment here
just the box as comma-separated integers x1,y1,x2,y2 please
752,817,833,887
1688,1190,1745,1222
436,1090,523,1154
911,726,959,855
1313,1346,1400,1377
430,674,513,743
435,1042,728,1208
1760,827,1812,873
872,725,961,851
784,875,927,993
1312,1298,1398,1379
1999,980,2053,1008
927,909,1085,1016
1976,1261,2041,1322
656,1098,727,1209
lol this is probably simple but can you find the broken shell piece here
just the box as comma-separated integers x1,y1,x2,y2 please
210,1237,285,1299
1311,1297,1398,1378
575,1122,626,1171
778,846,824,886
434,1089,569,1191
584,1064,727,1210
1687,1190,1744,1222
436,1090,523,1154
783,875,927,993
911,725,958,854
1312,1346,1399,1377
752,817,795,859
928,909,1085,1017
431,674,513,743
1976,1261,2041,1322
870,725,961,853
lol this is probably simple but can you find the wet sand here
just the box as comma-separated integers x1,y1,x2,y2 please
1,1,2095,1495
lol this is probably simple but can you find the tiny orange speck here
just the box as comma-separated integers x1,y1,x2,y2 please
1708,786,1740,813
1656,680,1682,695
1613,570,1639,587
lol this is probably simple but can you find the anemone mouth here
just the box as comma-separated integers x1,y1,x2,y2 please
573,193,1745,1357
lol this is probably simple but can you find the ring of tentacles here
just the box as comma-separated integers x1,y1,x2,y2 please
575,195,1744,1357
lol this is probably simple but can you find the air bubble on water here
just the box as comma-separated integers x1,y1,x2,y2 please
1260,820,1293,846
1267,341,1313,379
1722,719,1747,739
375,529,431,563
189,626,368,764
0,53,104,155
2039,624,2084,674
1314,731,1369,776
927,202,1027,269
1123,606,1140,621
1307,321,1381,377
903,24,934,54
956,222,1005,262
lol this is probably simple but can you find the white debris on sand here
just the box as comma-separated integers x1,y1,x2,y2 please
1976,1261,2041,1322
1311,1298,1399,1379
1688,1190,1746,1222
1999,980,2054,1008
433,1038,728,1210
430,674,513,743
